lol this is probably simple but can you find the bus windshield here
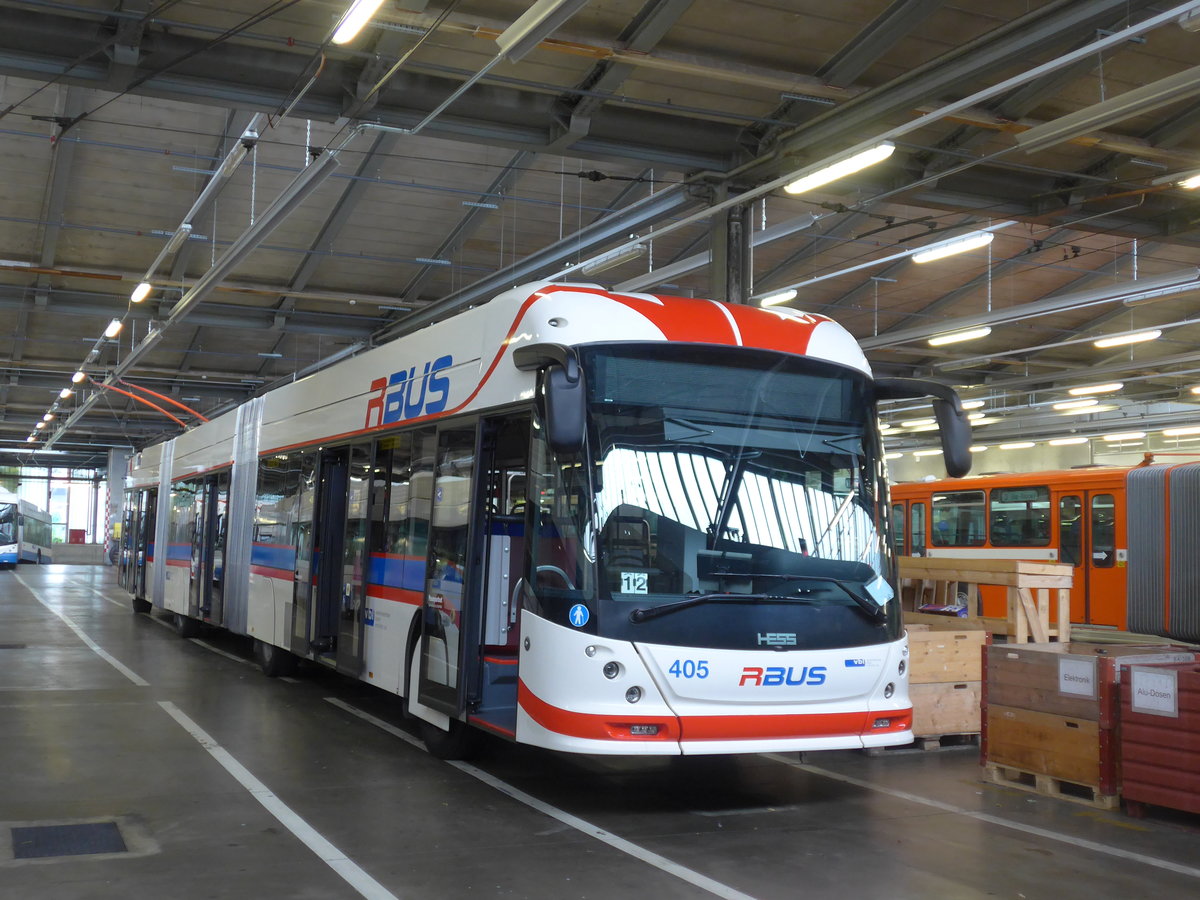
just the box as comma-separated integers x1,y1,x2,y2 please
0,503,15,544
574,344,897,649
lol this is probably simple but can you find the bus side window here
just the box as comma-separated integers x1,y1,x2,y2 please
910,502,926,557
891,503,905,556
1059,496,1082,567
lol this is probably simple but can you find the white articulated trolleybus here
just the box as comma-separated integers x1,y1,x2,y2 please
119,281,971,757
0,489,53,566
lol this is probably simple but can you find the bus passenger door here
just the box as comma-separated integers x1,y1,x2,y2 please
137,489,156,602
1058,490,1125,627
418,425,480,717
306,448,349,665
334,442,372,677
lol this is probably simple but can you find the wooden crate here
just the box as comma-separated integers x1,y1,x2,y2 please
1120,662,1200,817
907,625,987,738
982,642,1196,799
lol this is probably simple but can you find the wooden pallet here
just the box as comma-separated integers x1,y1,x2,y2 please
984,762,1120,809
867,733,979,755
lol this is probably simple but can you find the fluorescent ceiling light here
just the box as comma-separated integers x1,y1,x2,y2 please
967,412,986,421
35,421,45,429
1163,425,1200,436
1152,167,1200,189
928,325,992,346
72,371,86,383
970,416,1002,425
912,231,994,264
58,388,71,399
130,281,153,303
43,413,54,421
783,142,895,195
495,0,591,62
1191,385,1200,395
1182,172,1200,190
900,417,936,427
1049,437,1089,446
104,318,123,338
969,445,988,452
1103,431,1145,442
760,289,798,307
960,400,985,409
912,449,943,457
884,452,903,460
1053,398,1098,410
1067,382,1123,395
578,244,647,276
1015,64,1200,154
331,0,387,45
1093,329,1161,348
1060,404,1117,415
999,442,1035,450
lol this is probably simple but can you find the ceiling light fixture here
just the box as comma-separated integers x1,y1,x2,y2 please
1067,382,1123,395
58,388,71,399
1163,425,1200,436
783,142,895,195
1053,398,1098,410
1103,431,1146,442
999,442,1035,450
331,0,388,45
1093,329,1161,348
760,289,798,307
912,448,943,457
494,0,592,62
900,417,936,428
575,244,648,276
72,371,86,383
969,445,988,453
1060,404,1117,415
1152,166,1200,189
960,400,986,409
104,319,123,338
912,231,995,264
928,325,992,346
1049,437,1089,446
130,281,153,303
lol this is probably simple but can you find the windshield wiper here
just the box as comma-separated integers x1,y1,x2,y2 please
629,592,819,623
748,573,887,623
638,573,885,624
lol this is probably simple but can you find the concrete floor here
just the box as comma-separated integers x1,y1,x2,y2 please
2,564,1199,899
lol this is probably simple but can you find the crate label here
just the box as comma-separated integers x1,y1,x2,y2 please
1058,656,1097,698
1129,666,1179,717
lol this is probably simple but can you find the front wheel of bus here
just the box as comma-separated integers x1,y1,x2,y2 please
417,718,479,761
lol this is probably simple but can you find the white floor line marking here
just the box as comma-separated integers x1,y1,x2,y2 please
159,701,399,900
147,614,176,631
325,698,757,900
102,595,128,610
14,572,149,687
190,639,254,667
766,755,1200,880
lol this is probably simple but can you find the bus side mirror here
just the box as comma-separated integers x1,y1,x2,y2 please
875,377,972,478
513,343,586,454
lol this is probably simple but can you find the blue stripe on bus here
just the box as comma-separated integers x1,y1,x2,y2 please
251,543,296,570
367,554,426,591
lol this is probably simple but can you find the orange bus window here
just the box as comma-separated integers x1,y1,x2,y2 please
989,486,1050,547
911,502,926,556
1091,494,1116,568
1059,495,1082,567
931,490,985,547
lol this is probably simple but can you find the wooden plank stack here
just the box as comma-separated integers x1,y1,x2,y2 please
1120,662,1200,817
982,643,1196,808
907,624,987,745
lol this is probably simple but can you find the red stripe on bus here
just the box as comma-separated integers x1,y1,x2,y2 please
366,585,423,605
518,680,910,742
250,565,294,581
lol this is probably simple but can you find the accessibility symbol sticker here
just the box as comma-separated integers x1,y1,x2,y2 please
568,604,590,627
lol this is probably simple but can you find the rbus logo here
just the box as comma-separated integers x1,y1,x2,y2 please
365,355,453,428
739,666,827,687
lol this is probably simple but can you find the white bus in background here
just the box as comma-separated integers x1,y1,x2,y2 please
119,280,971,758
0,489,53,566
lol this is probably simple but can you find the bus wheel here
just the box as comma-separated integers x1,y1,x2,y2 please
174,613,200,639
132,597,152,614
254,640,297,678
417,718,480,761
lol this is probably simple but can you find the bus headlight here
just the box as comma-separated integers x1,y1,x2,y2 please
898,660,906,676
625,686,642,703
884,682,895,699
603,661,621,679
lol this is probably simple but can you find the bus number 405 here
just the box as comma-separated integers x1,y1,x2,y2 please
668,659,709,679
